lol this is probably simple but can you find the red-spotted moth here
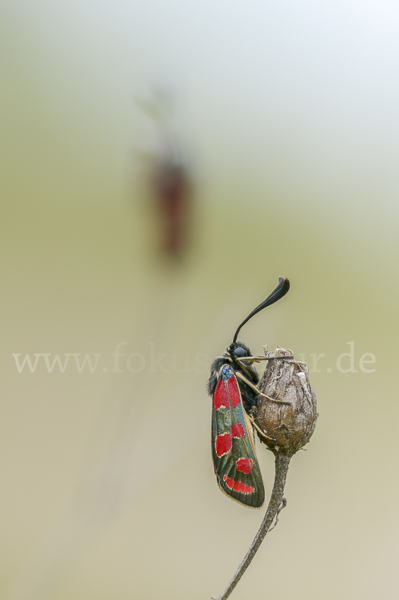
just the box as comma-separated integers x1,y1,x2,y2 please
207,277,290,507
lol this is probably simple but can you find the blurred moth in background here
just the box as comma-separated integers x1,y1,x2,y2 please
136,87,193,261
207,277,290,507
151,148,191,258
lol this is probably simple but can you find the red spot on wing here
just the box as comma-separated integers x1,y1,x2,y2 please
223,475,254,495
223,475,234,488
213,380,230,410
236,457,254,474
234,481,255,494
226,377,241,407
215,433,232,457
231,423,245,438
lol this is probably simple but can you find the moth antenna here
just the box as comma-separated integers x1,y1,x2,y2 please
232,277,290,344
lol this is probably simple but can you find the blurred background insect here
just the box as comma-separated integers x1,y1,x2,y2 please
136,87,194,262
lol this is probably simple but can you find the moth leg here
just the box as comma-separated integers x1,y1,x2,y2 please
235,371,291,405
236,356,263,365
248,415,276,443
237,361,258,380
237,355,294,363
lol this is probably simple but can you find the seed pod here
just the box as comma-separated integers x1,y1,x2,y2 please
255,346,318,456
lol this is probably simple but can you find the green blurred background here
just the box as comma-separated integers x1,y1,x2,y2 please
1,1,399,599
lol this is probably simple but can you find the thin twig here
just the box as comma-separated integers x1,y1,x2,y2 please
211,452,291,600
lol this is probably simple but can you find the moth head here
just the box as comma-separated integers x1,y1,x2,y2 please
228,342,252,360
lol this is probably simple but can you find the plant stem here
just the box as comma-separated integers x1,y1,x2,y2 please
211,452,291,600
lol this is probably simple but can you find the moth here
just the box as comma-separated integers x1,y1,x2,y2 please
208,277,290,507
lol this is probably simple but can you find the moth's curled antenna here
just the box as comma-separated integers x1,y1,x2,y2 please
232,277,290,344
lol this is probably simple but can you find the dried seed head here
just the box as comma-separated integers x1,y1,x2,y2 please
255,346,318,456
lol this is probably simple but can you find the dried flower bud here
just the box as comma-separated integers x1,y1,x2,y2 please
255,346,318,456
